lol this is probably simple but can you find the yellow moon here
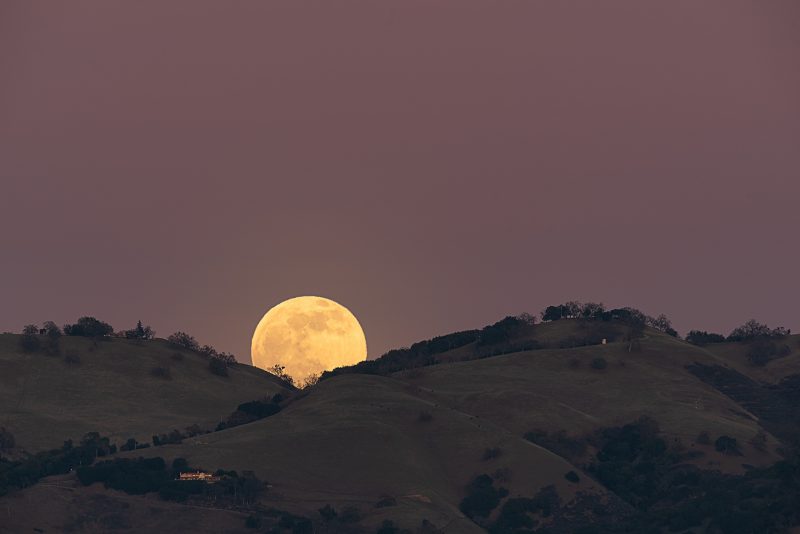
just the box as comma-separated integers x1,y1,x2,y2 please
251,296,367,382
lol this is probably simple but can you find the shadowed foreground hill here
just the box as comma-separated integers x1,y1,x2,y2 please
135,373,616,532
0,334,290,452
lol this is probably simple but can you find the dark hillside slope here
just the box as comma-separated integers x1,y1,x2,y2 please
136,373,613,532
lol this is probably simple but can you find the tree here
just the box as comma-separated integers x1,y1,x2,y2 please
167,331,199,351
541,305,564,322
63,317,113,338
216,352,236,365
125,320,154,340
647,314,678,336
302,373,319,389
42,321,62,355
269,364,294,386
727,320,789,342
581,302,606,319
20,324,40,352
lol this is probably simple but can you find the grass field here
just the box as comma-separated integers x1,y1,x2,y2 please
0,334,289,452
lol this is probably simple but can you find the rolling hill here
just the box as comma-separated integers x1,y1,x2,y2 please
2,316,800,533
0,334,290,452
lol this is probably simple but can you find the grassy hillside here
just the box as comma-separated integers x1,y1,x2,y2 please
3,318,799,532
136,373,612,532
404,329,781,468
0,334,290,452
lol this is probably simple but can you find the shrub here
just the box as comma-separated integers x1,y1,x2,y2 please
20,324,40,353
209,357,229,377
150,366,172,380
459,474,508,520
167,331,199,351
42,321,62,354
564,471,580,483
590,357,607,370
715,435,741,455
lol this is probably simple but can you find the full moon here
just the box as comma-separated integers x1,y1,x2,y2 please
251,296,368,382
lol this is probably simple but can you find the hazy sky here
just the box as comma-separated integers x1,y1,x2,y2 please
2,2,799,363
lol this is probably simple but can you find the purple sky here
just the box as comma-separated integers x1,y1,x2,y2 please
2,2,799,363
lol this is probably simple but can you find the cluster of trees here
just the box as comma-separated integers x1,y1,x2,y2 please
19,318,157,356
321,328,482,380
0,432,120,496
540,301,679,337
216,396,282,431
459,474,509,522
685,330,727,346
541,301,606,322
489,485,561,533
63,316,114,337
685,320,792,366
77,456,265,506
686,319,791,346
20,322,61,354
166,331,237,376
728,319,791,342
572,417,800,533
476,314,536,347
121,320,154,340
151,423,210,447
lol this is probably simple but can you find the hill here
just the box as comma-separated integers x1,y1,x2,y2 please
128,372,617,532
120,320,795,531
402,329,783,469
0,334,290,452
3,315,800,533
